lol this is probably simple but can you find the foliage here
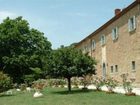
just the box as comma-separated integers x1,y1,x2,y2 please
105,77,118,92
47,79,66,87
32,79,47,92
23,75,35,86
0,71,12,93
79,74,93,89
20,84,27,91
46,46,96,92
71,77,80,88
24,67,42,86
92,76,104,91
120,73,135,95
0,17,52,83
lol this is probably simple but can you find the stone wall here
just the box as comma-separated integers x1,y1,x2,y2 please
76,4,140,84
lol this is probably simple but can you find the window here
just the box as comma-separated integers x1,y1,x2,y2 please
112,27,118,40
128,16,136,32
88,43,91,52
92,40,96,50
111,66,113,73
100,35,106,46
85,45,88,52
81,47,85,53
115,65,118,72
83,46,87,53
84,44,91,53
132,61,136,70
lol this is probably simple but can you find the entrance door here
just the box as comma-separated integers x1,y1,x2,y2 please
102,63,106,79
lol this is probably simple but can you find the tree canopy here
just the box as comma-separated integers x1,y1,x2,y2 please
46,46,96,92
0,17,52,83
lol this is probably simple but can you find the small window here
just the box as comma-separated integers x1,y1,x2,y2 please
112,27,118,40
82,47,85,53
115,65,118,72
100,35,106,46
83,46,87,53
132,61,136,70
128,16,136,32
85,45,88,52
92,40,96,50
111,66,113,73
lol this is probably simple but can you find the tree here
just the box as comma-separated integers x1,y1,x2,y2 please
46,46,96,92
0,17,52,83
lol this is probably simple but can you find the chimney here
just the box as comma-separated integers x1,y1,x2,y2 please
115,9,121,15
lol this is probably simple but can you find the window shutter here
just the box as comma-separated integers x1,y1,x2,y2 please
116,27,118,38
92,40,96,50
133,15,136,29
100,36,102,45
128,19,131,32
112,29,115,40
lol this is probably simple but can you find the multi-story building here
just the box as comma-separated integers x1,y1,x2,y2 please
75,0,140,84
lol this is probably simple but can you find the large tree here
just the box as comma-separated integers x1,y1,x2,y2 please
46,46,96,92
0,17,52,83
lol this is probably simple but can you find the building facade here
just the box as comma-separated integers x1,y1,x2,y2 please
75,0,140,84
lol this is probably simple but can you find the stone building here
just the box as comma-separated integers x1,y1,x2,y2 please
75,0,140,84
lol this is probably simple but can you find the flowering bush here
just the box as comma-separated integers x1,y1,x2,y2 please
32,79,47,92
47,79,66,87
79,75,93,89
0,71,12,93
105,77,118,93
92,76,104,91
71,77,80,88
120,73,135,95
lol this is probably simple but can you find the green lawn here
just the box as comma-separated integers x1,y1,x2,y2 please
0,87,140,105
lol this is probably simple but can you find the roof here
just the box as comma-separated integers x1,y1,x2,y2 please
75,0,140,47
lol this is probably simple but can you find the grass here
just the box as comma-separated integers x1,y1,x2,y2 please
0,87,140,105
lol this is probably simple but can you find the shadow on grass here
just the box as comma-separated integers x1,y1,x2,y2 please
51,89,93,95
0,94,14,97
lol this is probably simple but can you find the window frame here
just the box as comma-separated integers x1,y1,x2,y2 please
111,66,113,73
92,40,96,50
132,61,136,71
128,16,136,32
100,35,106,46
112,27,119,41
115,65,118,72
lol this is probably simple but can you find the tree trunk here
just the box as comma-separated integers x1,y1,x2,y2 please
67,77,71,92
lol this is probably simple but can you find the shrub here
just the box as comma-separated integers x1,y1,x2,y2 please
20,84,27,91
120,73,135,95
24,75,35,86
71,77,80,88
92,76,104,91
105,77,118,93
57,79,66,87
0,71,12,93
79,75,93,89
47,79,66,87
32,79,47,92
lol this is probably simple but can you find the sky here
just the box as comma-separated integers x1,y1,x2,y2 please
0,0,134,49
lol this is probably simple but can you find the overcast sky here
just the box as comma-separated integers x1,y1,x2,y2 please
0,0,134,49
